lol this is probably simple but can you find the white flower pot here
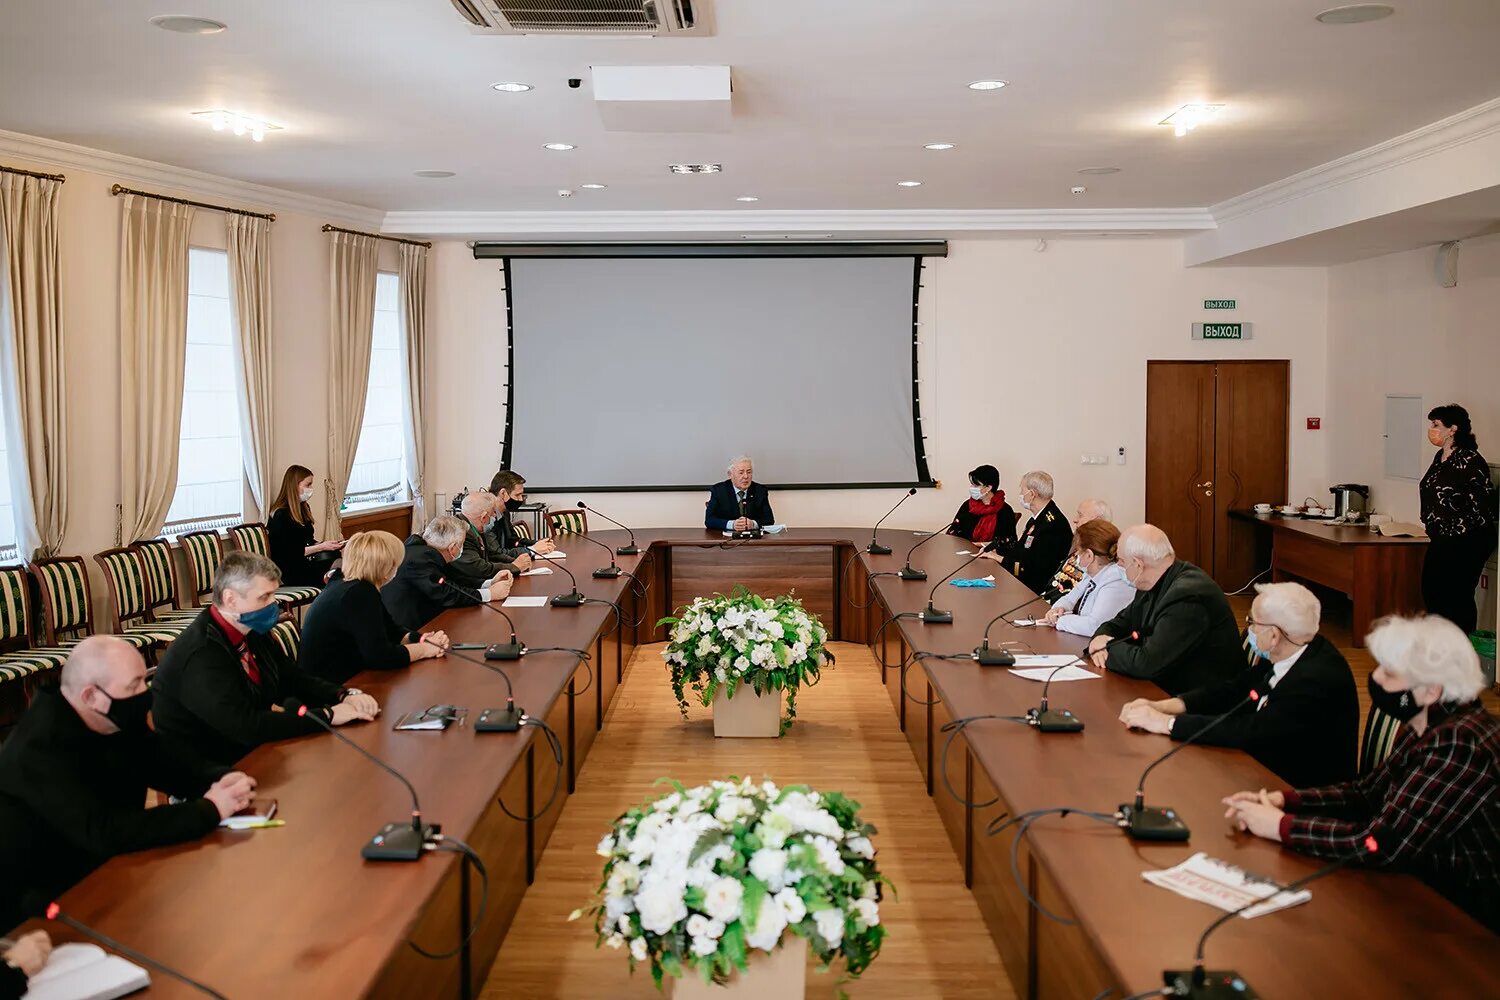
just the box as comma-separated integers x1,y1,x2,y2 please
711,684,783,738
669,935,807,998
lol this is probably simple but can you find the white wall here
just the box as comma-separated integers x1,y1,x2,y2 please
424,238,1330,535
1326,233,1500,521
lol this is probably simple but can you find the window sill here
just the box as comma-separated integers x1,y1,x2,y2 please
340,500,414,519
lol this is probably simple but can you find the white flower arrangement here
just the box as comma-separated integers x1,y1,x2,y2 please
658,589,831,733
573,777,888,991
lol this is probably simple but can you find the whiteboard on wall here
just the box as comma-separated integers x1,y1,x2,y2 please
1383,395,1426,480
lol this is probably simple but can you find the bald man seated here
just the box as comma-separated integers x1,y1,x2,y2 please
1086,524,1242,695
1042,497,1114,600
0,637,257,930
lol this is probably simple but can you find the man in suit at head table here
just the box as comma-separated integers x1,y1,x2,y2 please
705,456,775,532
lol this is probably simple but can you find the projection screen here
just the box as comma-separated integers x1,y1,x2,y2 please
503,254,932,491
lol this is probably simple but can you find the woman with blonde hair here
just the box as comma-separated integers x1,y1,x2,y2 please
268,464,345,587
298,531,449,686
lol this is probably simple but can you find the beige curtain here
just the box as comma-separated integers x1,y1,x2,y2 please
226,214,275,518
0,173,68,559
398,242,429,529
324,231,379,539
119,194,195,542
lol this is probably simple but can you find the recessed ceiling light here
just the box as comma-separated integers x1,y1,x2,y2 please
897,180,922,187
1159,104,1223,137
492,82,533,93
1315,3,1395,24
968,80,1008,91
1077,166,1121,175
414,170,455,178
923,142,956,151
191,110,281,142
580,183,607,190
668,163,722,174
149,15,226,34
542,142,576,151
736,196,759,202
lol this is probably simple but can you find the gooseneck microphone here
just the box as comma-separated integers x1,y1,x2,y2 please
1119,689,1260,842
578,501,639,555
899,519,957,581
1027,631,1139,732
1165,836,1380,998
32,898,228,999
730,488,763,540
285,698,435,860
437,575,522,659
540,543,586,607
868,487,918,555
445,646,525,733
918,549,990,623
570,529,623,579
974,594,1052,665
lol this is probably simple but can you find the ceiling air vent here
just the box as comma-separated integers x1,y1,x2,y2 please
449,0,712,35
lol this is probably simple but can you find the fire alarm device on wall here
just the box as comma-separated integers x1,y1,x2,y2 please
1307,417,1321,430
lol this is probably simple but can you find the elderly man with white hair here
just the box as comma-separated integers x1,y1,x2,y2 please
453,490,531,579
1119,581,1359,788
381,514,514,634
982,471,1072,593
1224,614,1500,934
705,456,775,533
1042,497,1115,600
1088,523,1241,695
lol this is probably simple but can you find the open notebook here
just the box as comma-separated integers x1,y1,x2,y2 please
22,943,149,1000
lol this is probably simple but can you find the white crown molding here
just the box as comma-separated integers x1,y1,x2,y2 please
1209,96,1500,224
0,129,384,227
380,207,1215,238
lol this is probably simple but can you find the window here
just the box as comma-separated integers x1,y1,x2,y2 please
164,249,244,531
0,381,16,558
344,271,407,509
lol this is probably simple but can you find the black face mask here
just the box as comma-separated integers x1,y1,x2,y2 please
1367,673,1424,723
504,498,524,512
103,689,153,732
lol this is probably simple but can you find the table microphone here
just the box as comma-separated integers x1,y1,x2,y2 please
445,646,525,733
284,698,436,860
436,575,522,659
731,490,763,540
1164,836,1379,998
918,549,990,623
578,501,640,555
974,594,1052,665
898,519,956,581
30,897,229,999
541,544,587,607
868,487,917,555
1118,689,1260,841
1025,631,1137,732
569,529,623,578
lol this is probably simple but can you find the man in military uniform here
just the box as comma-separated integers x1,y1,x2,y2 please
1042,497,1114,600
983,470,1074,594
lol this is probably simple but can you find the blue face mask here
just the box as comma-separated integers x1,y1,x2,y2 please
1246,625,1266,659
237,602,281,634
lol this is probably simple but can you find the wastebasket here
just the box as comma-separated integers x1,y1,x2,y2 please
1472,630,1496,688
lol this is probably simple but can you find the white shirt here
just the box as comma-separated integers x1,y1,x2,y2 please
1258,642,1308,710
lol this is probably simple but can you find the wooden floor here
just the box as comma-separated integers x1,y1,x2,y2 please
483,641,1013,999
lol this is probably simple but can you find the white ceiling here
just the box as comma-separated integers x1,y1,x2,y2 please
3,0,1500,216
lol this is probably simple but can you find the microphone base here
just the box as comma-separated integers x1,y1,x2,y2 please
476,706,525,732
973,646,1016,666
592,566,622,578
1162,970,1259,999
615,545,641,556
731,529,764,540
362,821,438,862
1119,803,1191,841
1029,708,1084,732
866,542,893,555
898,566,929,581
485,642,524,661
919,606,953,624
550,592,586,607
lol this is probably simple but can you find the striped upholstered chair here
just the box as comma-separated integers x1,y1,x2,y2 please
270,619,302,662
513,519,534,542
1359,705,1403,775
546,509,588,537
226,522,321,611
28,556,157,654
178,529,227,607
130,538,198,621
93,547,194,653
0,565,73,691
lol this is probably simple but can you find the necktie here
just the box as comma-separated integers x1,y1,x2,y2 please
737,490,746,504
1075,579,1097,613
238,642,262,687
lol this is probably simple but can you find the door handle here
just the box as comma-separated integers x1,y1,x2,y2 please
1196,481,1213,488
1205,489,1214,497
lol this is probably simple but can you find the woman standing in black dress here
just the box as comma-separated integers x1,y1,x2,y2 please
267,464,344,587
1419,404,1497,635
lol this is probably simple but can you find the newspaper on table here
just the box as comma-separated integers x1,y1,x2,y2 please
1142,852,1311,918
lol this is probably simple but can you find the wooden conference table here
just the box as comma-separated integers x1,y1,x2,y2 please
29,528,1496,998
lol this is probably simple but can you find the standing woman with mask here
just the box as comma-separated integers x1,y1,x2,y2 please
948,464,1018,549
1419,405,1497,635
268,464,345,587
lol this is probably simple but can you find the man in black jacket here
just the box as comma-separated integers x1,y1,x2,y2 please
382,514,514,633
1118,581,1359,788
981,470,1073,593
151,552,378,766
705,456,775,532
487,470,557,558
1089,524,1241,695
0,637,257,930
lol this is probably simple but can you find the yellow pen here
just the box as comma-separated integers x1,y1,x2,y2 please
239,819,286,829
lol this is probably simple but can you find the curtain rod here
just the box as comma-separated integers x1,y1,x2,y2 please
321,223,432,249
1,164,65,183
109,183,275,221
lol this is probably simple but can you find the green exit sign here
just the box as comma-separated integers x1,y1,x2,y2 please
1204,299,1236,309
1192,322,1252,340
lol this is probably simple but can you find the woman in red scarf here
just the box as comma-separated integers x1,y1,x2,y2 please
948,464,1018,548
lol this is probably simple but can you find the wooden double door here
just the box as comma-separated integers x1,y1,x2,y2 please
1145,360,1289,590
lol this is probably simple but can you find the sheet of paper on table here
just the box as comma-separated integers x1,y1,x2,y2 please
502,596,550,608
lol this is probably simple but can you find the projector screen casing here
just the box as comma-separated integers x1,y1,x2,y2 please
500,250,937,492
